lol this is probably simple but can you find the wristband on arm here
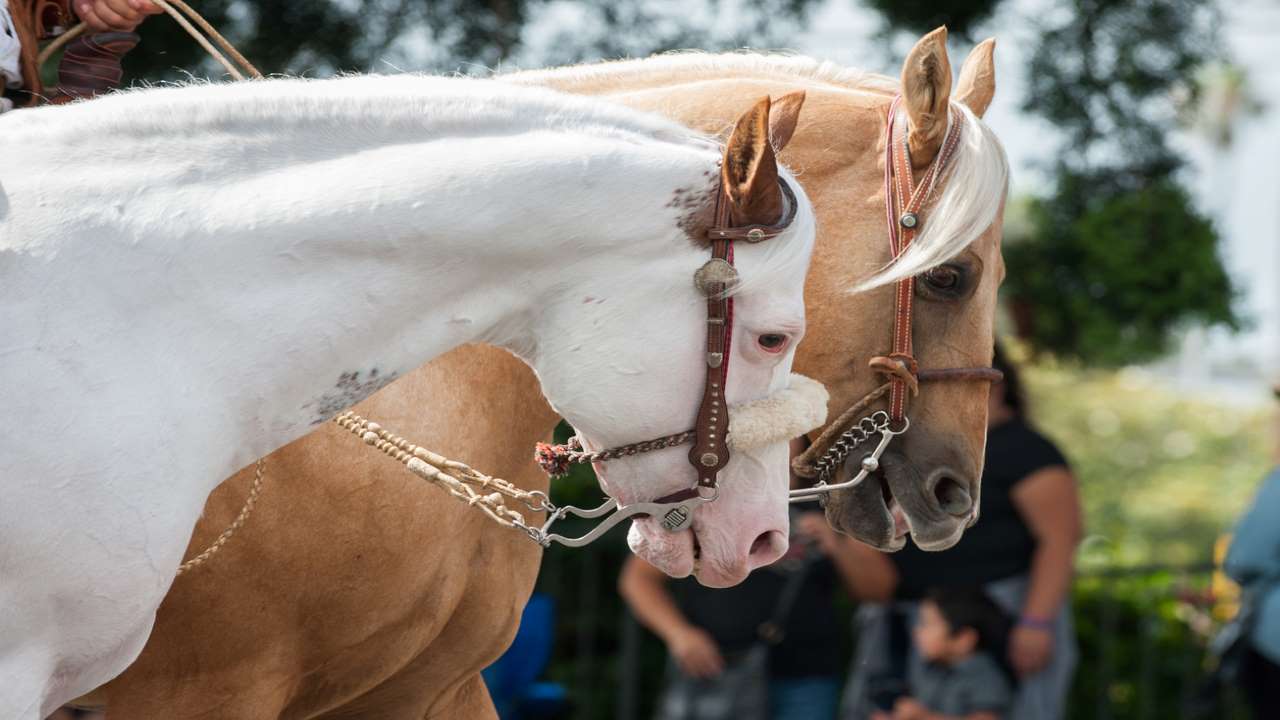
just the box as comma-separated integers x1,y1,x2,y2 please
1018,615,1054,632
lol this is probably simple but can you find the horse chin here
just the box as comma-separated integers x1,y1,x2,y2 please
824,451,972,551
823,465,905,551
626,520,695,579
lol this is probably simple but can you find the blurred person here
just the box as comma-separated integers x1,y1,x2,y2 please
842,343,1082,720
2,0,161,111
620,506,857,720
872,587,1015,720
1218,383,1280,717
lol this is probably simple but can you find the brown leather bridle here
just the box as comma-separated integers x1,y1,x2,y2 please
790,96,1002,500
531,174,800,543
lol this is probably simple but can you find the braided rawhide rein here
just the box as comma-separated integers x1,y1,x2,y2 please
333,411,554,538
175,458,265,576
534,430,696,479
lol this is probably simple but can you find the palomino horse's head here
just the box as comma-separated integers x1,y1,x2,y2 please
798,29,1008,551
529,95,821,586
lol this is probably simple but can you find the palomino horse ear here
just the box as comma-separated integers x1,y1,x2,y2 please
722,96,785,227
900,26,954,167
955,38,996,118
768,90,807,153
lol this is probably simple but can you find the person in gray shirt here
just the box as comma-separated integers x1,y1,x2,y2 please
875,588,1015,720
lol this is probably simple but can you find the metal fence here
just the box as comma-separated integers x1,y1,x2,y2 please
527,540,1248,720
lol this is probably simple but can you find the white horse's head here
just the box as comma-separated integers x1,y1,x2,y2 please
526,94,821,586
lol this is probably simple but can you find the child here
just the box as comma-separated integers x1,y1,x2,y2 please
873,587,1015,720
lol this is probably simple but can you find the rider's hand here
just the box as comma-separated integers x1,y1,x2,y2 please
77,0,163,33
667,625,725,679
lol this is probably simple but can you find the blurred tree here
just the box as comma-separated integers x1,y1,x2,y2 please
858,0,1240,365
1005,178,1238,366
1000,0,1240,366
859,0,1003,40
1176,60,1262,149
121,0,817,82
525,0,816,66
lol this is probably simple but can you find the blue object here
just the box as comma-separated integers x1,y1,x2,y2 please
482,593,569,719
769,675,842,720
1226,468,1280,665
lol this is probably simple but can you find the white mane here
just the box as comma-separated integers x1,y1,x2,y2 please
0,74,703,151
504,52,1010,291
1,72,814,296
505,51,902,98
861,101,1009,290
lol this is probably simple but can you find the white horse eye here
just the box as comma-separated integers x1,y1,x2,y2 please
757,333,789,353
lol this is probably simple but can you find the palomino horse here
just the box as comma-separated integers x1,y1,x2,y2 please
86,28,1009,720
0,77,822,717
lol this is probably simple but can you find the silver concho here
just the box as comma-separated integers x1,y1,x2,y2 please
694,258,740,297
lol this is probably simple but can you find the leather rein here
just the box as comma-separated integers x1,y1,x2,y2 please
790,97,1002,503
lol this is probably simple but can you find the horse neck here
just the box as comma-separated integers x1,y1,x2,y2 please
472,67,893,462
1,82,715,489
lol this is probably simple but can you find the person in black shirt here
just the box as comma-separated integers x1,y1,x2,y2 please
841,343,1083,720
621,508,857,720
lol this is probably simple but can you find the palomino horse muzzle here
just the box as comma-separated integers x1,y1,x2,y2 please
790,97,1002,504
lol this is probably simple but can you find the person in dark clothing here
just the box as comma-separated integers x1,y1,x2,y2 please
842,343,1083,720
621,509,854,720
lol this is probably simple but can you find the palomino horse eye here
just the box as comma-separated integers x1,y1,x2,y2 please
923,266,960,290
758,334,789,352
918,264,971,299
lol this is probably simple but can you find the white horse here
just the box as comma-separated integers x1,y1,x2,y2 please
0,76,818,717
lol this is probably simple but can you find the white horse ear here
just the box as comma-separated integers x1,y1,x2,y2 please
956,38,996,118
769,90,806,153
900,26,953,167
722,95,784,227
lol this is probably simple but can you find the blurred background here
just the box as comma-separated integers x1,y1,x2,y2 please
120,1,1279,718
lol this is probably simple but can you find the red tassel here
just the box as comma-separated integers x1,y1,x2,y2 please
534,442,573,478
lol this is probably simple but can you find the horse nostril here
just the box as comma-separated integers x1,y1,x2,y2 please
749,530,787,562
932,476,973,517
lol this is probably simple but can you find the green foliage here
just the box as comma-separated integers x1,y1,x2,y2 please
1068,569,1249,720
1022,0,1216,176
120,0,818,82
125,0,381,80
528,0,817,66
1001,0,1239,366
860,0,1003,40
1004,180,1239,366
1019,357,1272,566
